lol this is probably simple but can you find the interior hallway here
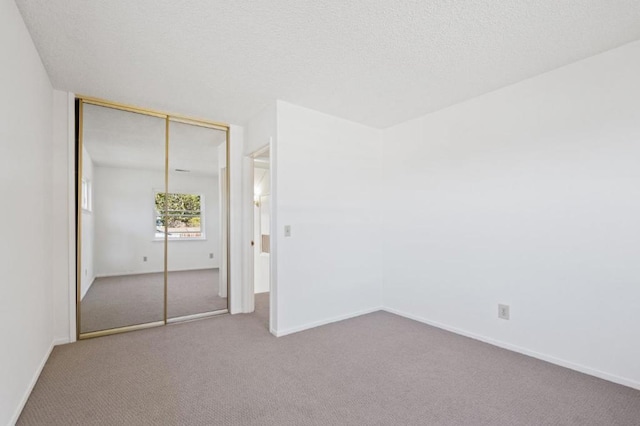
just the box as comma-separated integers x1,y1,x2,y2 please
19,294,640,425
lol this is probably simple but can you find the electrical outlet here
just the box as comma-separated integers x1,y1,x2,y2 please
209,253,214,259
84,269,87,276
284,225,291,237
143,256,147,262
498,304,510,320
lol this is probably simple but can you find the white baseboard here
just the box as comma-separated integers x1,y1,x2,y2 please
383,307,640,391
274,306,382,337
9,341,54,425
53,337,70,346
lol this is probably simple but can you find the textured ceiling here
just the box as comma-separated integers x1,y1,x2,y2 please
84,104,224,176
16,0,640,128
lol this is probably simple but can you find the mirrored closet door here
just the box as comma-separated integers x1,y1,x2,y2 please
166,121,228,321
76,98,229,339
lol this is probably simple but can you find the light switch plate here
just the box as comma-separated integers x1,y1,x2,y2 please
498,304,510,320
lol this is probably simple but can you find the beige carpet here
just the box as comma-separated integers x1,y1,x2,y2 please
81,269,227,333
20,294,640,425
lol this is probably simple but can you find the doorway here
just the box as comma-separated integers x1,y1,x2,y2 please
251,147,271,327
75,96,230,339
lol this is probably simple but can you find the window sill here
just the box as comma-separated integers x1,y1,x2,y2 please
152,237,207,242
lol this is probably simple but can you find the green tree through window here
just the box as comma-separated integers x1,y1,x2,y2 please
155,193,203,239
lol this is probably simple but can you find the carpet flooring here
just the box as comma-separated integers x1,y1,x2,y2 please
20,294,640,425
81,269,227,333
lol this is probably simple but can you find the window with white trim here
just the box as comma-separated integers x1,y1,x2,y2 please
155,192,204,239
81,178,92,212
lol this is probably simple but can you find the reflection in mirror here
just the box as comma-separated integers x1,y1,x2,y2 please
80,104,165,333
167,121,228,319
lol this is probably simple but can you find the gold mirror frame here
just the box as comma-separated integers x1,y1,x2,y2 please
75,96,231,340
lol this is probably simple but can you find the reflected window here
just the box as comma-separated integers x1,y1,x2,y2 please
81,178,92,212
155,192,204,239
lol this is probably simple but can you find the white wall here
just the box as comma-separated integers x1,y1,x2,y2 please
52,90,74,344
228,124,245,314
382,40,640,389
274,101,383,335
93,166,220,276
218,144,228,298
0,1,54,424
80,146,95,298
245,103,276,156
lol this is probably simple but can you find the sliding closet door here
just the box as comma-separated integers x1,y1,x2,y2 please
166,120,228,320
79,103,166,334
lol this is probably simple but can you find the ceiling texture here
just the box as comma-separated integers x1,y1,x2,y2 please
83,103,224,176
16,0,640,128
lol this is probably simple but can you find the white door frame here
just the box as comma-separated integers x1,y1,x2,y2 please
245,141,277,335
